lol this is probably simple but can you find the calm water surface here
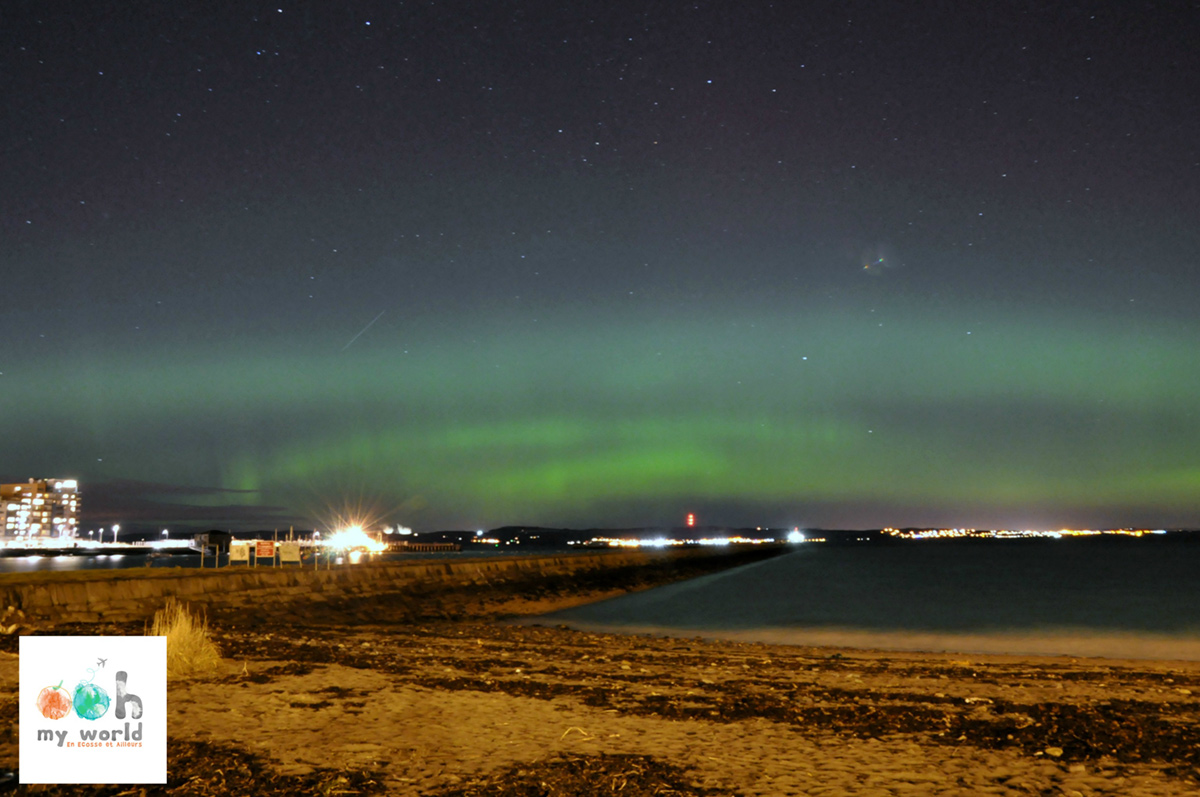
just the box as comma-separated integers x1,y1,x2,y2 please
538,537,1200,659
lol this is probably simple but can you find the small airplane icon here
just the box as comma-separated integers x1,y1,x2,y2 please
97,658,107,668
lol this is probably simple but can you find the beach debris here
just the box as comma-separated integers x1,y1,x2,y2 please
427,753,712,797
143,612,1200,794
0,606,27,635
12,739,385,796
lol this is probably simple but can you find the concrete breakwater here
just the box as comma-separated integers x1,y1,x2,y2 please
0,546,784,625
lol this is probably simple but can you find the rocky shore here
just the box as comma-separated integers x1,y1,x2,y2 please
3,572,1200,795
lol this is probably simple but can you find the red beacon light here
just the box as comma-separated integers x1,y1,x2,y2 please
686,513,695,527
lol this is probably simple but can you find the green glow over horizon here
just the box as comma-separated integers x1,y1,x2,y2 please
8,300,1199,529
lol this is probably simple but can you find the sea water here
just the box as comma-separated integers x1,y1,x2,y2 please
537,536,1200,660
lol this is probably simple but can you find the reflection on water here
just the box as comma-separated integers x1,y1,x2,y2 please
0,547,521,574
0,553,148,574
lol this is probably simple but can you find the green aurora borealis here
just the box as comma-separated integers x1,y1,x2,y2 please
5,3,1199,530
12,297,1199,530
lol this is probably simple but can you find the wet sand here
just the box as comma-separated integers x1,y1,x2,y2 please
539,622,1200,662
2,590,1200,795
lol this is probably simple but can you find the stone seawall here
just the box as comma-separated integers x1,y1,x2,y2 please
0,547,782,625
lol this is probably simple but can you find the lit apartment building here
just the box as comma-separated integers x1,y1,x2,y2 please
1,479,80,539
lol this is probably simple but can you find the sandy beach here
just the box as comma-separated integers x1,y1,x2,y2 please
3,587,1200,795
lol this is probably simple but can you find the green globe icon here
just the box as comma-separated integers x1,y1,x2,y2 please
73,681,110,720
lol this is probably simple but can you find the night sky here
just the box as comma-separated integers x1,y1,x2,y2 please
4,2,1199,532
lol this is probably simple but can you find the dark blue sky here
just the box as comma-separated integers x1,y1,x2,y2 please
3,1,1199,532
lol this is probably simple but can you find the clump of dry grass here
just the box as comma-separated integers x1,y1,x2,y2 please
148,598,223,680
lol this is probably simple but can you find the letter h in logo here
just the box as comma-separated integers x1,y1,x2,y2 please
115,671,142,720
